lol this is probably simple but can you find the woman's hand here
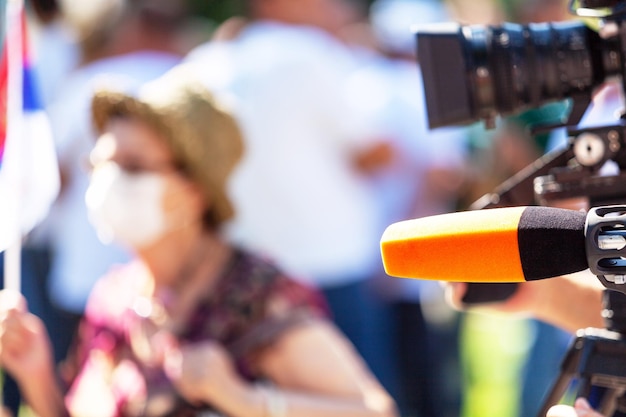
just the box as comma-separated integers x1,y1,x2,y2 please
547,398,604,417
164,340,245,407
0,290,54,385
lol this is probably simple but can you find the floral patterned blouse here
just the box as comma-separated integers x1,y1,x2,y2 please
61,248,329,417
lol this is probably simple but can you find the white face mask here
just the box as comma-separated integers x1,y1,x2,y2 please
86,162,170,249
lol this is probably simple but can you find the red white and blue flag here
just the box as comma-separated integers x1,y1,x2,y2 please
0,1,59,269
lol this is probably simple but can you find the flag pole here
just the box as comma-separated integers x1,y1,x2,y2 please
1,0,23,412
3,0,23,294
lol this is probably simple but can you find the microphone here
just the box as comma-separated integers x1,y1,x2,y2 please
380,206,590,282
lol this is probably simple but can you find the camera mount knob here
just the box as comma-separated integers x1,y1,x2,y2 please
573,132,607,167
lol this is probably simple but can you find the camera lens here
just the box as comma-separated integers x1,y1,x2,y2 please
417,21,617,129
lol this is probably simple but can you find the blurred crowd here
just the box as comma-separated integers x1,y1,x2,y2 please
0,0,580,417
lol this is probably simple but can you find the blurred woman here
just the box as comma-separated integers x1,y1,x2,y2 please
0,65,397,417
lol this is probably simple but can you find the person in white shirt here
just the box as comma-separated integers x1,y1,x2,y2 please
184,0,398,398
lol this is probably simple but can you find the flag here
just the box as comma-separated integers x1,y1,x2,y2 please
0,2,60,253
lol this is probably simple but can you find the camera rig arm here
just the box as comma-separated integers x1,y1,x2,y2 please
470,120,626,210
470,145,572,209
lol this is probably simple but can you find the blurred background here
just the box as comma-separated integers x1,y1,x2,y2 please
0,1,578,417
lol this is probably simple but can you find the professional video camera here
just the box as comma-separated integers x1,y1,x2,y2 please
414,1,626,416
416,0,626,301
418,0,626,210
419,0,622,129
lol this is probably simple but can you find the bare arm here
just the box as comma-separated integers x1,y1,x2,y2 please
252,319,397,417
530,273,605,334
13,360,66,417
445,271,605,334
0,291,66,417
352,141,394,175
167,319,398,417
